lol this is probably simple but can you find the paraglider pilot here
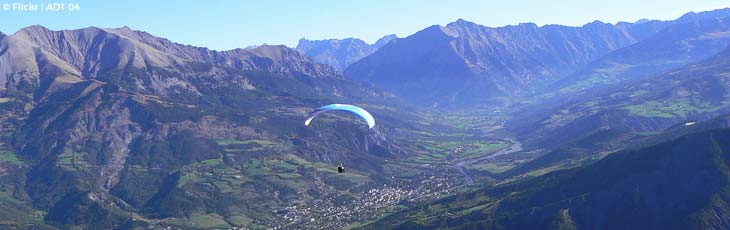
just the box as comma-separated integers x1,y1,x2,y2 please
338,163,345,174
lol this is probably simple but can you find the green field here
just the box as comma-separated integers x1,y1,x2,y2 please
468,162,516,174
0,151,21,164
624,99,722,118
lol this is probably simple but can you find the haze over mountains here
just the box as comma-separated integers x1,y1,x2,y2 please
3,7,730,230
355,8,730,229
295,34,397,71
345,8,730,107
498,42,730,180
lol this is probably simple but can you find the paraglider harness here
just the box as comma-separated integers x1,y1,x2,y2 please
337,163,345,173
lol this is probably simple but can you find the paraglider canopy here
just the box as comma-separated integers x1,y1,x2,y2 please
304,104,375,129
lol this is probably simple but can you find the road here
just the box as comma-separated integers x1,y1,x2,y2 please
451,120,524,184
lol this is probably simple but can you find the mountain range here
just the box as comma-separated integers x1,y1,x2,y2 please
0,25,413,229
295,34,397,71
345,9,730,107
500,45,730,181
354,8,730,229
3,7,730,230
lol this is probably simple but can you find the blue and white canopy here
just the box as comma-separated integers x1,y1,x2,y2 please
304,104,375,129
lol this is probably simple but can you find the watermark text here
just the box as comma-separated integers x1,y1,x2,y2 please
2,2,80,13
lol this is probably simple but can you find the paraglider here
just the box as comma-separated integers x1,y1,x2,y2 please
305,104,374,174
304,104,375,129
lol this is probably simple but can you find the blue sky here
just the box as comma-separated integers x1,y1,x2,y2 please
0,0,728,50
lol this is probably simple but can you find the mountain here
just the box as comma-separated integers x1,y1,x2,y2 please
5,8,730,229
344,18,670,106
295,34,398,71
243,43,269,50
504,32,730,176
553,10,730,94
366,126,730,229
373,34,398,48
2,25,340,79
0,25,415,229
345,9,730,107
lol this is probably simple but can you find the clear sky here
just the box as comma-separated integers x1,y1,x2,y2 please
1,0,728,50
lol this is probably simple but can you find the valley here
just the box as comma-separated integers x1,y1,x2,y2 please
2,6,730,230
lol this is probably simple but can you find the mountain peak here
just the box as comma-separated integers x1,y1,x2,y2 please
676,7,730,23
250,44,311,63
249,44,289,54
583,20,609,26
247,44,341,77
419,24,456,36
295,35,395,71
374,34,398,48
100,26,137,34
447,18,477,28
454,18,472,23
244,43,268,50
15,24,52,35
517,22,538,28
635,18,650,24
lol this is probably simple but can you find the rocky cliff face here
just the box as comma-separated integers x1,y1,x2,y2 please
295,34,398,71
0,26,342,97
